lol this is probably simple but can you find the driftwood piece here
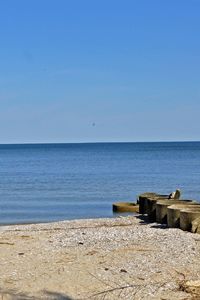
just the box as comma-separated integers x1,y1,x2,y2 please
181,280,200,295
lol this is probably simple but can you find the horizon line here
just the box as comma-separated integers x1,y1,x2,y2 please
0,140,200,146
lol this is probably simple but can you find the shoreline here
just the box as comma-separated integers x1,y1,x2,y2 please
0,215,200,299
0,215,119,228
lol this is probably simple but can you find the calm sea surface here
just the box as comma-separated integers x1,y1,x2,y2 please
0,142,200,224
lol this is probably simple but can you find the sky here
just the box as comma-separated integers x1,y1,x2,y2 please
0,0,200,143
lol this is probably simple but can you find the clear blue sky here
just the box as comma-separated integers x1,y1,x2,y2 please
0,0,199,143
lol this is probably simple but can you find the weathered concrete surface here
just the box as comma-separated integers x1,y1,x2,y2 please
192,217,200,234
167,203,200,228
180,209,200,231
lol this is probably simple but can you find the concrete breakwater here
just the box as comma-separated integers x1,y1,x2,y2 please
138,192,200,233
113,191,200,233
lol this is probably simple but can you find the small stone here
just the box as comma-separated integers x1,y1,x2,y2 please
120,269,127,273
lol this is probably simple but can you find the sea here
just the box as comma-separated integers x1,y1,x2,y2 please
0,142,200,225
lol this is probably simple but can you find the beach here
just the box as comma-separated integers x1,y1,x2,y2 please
0,216,200,300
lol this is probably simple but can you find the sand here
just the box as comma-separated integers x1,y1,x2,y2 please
0,215,200,300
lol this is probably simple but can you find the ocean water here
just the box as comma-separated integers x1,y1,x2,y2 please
0,142,200,225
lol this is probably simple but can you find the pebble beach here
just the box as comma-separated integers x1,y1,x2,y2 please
1,215,200,300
